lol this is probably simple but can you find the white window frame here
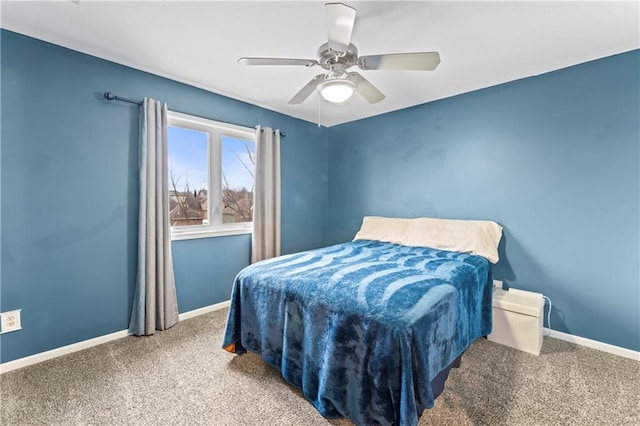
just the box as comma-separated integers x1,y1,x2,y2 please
168,111,256,241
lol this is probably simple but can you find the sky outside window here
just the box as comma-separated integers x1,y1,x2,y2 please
222,135,255,191
168,126,255,192
168,126,208,191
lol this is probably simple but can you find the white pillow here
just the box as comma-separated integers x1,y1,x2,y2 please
403,217,503,264
354,216,503,264
353,216,411,245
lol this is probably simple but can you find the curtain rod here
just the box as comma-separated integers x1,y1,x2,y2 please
103,92,286,138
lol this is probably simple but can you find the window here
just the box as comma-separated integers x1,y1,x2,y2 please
167,111,256,240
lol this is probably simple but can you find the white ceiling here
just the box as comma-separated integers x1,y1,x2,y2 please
1,1,638,127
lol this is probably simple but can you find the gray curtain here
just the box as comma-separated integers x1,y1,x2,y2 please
129,98,179,336
251,126,281,263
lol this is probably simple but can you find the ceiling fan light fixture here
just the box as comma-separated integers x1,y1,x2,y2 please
317,79,356,103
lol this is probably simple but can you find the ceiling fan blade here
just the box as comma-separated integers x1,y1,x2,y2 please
358,52,441,71
289,74,326,104
238,57,318,67
325,3,356,52
348,72,385,104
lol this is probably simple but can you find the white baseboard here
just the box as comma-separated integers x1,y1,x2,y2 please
0,301,231,374
544,328,639,361
178,300,230,321
0,329,130,374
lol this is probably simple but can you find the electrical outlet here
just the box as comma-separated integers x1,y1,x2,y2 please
1,310,22,334
493,280,504,291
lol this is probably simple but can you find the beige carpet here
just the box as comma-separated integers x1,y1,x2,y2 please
1,308,638,425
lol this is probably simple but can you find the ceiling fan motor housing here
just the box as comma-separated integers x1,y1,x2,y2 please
317,42,358,71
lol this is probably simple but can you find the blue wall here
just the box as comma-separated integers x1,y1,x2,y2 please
327,50,639,351
0,30,329,363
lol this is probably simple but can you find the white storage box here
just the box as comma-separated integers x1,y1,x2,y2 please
488,288,544,355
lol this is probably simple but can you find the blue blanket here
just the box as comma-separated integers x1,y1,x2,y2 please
223,240,492,425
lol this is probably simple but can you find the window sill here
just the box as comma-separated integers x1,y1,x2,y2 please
171,227,252,241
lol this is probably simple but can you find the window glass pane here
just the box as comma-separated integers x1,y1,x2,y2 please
221,136,255,224
168,126,209,227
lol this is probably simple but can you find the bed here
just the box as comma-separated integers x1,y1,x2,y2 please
223,217,502,425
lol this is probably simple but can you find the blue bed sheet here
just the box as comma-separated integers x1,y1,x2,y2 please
223,240,492,425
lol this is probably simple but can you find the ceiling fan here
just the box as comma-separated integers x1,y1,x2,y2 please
238,2,441,105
